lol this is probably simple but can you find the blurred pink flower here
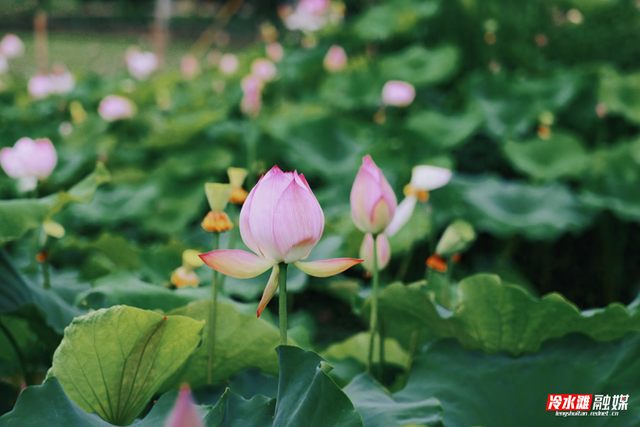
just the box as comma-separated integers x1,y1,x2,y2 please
181,54,201,80
298,0,330,14
251,58,277,82
266,42,284,62
382,81,415,107
1,137,57,191
240,75,263,118
48,64,75,95
125,47,158,80
0,34,24,58
163,385,203,427
360,233,391,272
351,155,397,234
200,166,362,316
98,95,136,122
323,45,347,72
219,53,239,75
28,74,51,99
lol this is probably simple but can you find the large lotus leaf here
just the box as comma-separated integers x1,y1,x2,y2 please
205,389,276,427
344,373,443,427
163,300,283,389
503,131,589,181
403,334,640,426
471,72,581,138
74,273,203,312
405,106,484,150
580,138,640,221
322,332,409,368
48,305,204,426
0,250,84,335
368,274,640,355
0,163,110,245
0,377,210,427
273,346,363,427
379,45,460,87
456,176,594,239
599,69,640,124
319,67,384,110
143,110,226,148
352,0,439,41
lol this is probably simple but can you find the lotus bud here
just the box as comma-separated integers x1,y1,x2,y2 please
48,64,75,95
382,80,415,107
251,58,277,82
0,34,24,58
98,95,136,122
227,167,249,204
323,45,347,72
350,155,397,234
240,75,263,117
219,53,239,75
163,385,204,427
435,220,476,258
266,42,284,62
359,233,391,272
28,74,51,99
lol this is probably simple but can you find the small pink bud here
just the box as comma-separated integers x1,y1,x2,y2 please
360,233,391,272
181,54,201,80
48,64,75,95
381,81,415,107
163,385,203,427
266,42,284,62
219,53,239,75
241,75,263,118
323,45,347,72
0,34,24,58
350,155,397,234
98,95,136,122
251,58,277,82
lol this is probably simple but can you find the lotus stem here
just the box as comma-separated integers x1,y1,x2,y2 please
207,231,220,384
279,263,288,345
367,233,381,376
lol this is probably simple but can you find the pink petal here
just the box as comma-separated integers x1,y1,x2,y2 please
294,258,363,278
385,195,417,236
0,147,23,178
163,384,203,427
350,156,397,234
272,174,324,263
239,179,262,256
257,265,280,317
31,138,57,179
198,249,276,278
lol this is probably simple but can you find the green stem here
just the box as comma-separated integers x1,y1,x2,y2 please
279,263,289,345
207,232,220,385
42,258,50,290
405,327,419,377
378,314,385,381
367,233,380,376
0,318,31,386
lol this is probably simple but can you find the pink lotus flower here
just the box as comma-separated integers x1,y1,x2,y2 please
125,47,158,80
219,53,239,75
0,34,24,58
266,42,284,62
48,64,75,95
382,81,415,107
240,75,263,118
1,137,57,192
351,155,397,234
200,166,362,316
181,54,201,80
98,95,136,122
251,58,277,82
323,45,347,72
163,385,203,427
299,0,330,14
360,233,390,272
